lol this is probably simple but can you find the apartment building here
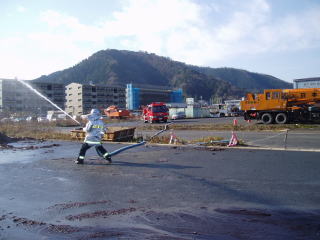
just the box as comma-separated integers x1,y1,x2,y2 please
126,83,183,110
65,83,126,115
293,77,320,89
0,78,65,114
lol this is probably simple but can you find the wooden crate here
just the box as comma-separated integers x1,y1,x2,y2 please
70,130,86,141
70,127,136,142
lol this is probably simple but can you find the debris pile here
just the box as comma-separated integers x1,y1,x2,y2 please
0,132,16,145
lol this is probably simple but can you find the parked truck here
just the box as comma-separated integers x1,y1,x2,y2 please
209,104,228,117
47,111,67,121
143,102,169,123
241,88,320,124
104,105,131,119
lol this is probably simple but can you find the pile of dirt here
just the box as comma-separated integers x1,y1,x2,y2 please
0,132,16,144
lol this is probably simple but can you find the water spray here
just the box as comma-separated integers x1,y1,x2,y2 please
15,78,81,125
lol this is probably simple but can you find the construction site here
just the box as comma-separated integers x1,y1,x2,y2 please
1,112,320,239
1,79,320,239
2,0,320,236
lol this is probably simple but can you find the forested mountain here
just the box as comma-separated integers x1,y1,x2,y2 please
34,49,292,101
191,66,292,92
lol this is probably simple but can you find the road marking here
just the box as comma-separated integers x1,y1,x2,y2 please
227,146,320,152
148,143,320,153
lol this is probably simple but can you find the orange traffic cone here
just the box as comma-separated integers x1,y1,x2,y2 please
233,118,238,126
169,130,177,144
228,131,239,147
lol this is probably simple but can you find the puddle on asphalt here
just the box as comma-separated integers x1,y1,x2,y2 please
0,140,80,164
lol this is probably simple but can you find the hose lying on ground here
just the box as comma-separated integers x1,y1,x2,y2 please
108,122,173,157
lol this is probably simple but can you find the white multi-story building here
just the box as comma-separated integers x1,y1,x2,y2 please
293,77,320,89
65,83,126,116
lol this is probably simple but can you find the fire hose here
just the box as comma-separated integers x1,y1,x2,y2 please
107,122,173,157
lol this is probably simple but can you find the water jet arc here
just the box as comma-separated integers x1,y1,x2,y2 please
15,78,81,125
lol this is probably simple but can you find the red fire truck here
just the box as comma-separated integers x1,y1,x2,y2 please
142,102,169,123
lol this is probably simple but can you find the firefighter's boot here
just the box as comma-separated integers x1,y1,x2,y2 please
75,156,84,164
104,153,112,164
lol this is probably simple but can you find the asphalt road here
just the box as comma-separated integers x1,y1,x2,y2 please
0,140,319,239
60,117,320,150
104,116,248,127
141,129,320,150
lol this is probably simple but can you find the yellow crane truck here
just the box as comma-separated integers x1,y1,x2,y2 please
240,88,320,124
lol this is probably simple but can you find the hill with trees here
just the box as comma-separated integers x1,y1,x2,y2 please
34,49,292,101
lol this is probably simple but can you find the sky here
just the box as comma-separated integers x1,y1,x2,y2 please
1,0,320,83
